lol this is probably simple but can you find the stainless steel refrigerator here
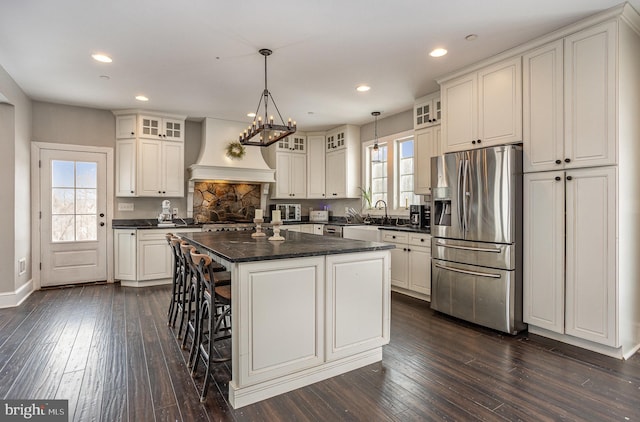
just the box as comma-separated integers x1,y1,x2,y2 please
430,145,525,334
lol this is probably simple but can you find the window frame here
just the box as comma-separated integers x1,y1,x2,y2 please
361,129,415,216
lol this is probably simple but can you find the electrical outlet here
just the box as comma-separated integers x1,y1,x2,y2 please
172,207,178,217
18,258,26,275
118,202,134,211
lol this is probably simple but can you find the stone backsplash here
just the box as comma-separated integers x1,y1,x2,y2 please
192,182,261,223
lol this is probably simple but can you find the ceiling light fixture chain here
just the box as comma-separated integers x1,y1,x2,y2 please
240,48,296,147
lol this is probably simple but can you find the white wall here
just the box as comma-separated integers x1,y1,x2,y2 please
0,63,32,297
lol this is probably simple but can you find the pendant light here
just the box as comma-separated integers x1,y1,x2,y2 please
371,111,381,162
239,49,296,147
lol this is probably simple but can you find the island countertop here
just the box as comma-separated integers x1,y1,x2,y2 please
178,230,394,263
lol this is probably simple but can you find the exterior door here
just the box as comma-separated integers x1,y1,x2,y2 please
40,148,108,286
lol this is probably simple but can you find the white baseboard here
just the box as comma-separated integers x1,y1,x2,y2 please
0,279,34,309
119,278,172,288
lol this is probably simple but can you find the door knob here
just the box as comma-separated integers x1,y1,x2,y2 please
100,222,105,226
555,159,562,164
566,176,573,181
99,213,105,217
565,158,571,163
555,176,561,181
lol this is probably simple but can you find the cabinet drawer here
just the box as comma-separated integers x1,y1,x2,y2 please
409,233,431,247
137,228,200,241
381,231,409,244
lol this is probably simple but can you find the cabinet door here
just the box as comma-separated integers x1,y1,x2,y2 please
162,141,184,197
137,240,172,280
565,166,616,346
116,115,137,139
274,153,292,198
138,115,162,139
163,118,184,142
414,126,441,195
389,246,408,289
408,245,430,295
564,21,617,168
306,135,326,198
325,149,346,198
523,171,565,333
478,56,522,146
114,229,136,280
290,153,307,198
523,40,564,173
441,73,477,152
138,139,163,196
115,139,136,197
300,224,314,234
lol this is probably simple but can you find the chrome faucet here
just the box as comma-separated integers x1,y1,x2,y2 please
374,200,390,225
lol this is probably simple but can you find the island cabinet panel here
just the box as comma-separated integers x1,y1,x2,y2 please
236,257,325,387
325,252,391,361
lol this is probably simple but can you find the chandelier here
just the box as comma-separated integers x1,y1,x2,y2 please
239,49,296,147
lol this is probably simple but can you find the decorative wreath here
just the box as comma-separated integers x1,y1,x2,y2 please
226,141,246,159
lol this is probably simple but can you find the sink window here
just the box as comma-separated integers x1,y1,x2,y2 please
363,129,418,213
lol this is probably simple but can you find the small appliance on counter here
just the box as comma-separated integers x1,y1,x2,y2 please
409,204,430,228
158,200,175,227
269,204,301,222
309,210,329,223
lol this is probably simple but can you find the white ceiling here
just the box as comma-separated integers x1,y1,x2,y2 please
1,0,638,131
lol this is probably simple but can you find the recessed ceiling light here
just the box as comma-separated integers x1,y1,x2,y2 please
356,85,371,92
247,112,256,117
465,34,478,41
91,53,112,63
135,95,149,102
429,48,448,58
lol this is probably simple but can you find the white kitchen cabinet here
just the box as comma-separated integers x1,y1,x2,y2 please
414,92,441,130
115,114,137,139
114,228,200,287
273,152,306,199
381,230,431,298
523,40,564,173
276,134,306,152
137,138,184,197
414,125,441,195
441,56,522,152
115,139,136,197
113,110,186,197
524,167,617,347
523,22,618,173
139,115,184,142
306,135,326,199
283,225,301,232
324,125,360,198
114,229,137,280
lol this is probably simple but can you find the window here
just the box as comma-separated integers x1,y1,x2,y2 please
396,138,419,208
363,129,418,213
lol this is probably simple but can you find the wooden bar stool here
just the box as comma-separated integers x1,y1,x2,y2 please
166,235,183,326
177,243,197,340
189,250,232,402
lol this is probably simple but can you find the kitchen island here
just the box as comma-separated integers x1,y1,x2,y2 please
179,230,394,408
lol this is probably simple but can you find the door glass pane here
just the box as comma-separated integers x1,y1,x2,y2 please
52,215,75,242
51,160,98,242
52,160,74,187
76,162,97,188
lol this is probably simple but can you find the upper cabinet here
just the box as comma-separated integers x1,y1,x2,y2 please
523,22,617,172
276,134,306,152
113,111,186,197
139,115,184,142
306,134,326,199
265,134,307,199
440,56,522,152
414,92,441,130
325,125,360,198
413,125,441,195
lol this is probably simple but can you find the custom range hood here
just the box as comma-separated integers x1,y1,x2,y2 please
189,117,275,183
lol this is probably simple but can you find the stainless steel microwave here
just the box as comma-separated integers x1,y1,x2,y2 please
269,204,301,222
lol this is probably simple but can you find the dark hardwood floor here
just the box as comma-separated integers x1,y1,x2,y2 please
1,283,639,421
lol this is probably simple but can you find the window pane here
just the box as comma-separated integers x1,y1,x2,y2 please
401,141,414,159
400,174,414,191
76,162,97,188
400,157,413,174
52,188,75,214
76,189,97,214
52,215,74,242
52,160,74,188
76,215,97,241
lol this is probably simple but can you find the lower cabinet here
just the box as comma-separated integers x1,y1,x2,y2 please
114,227,201,287
524,167,617,348
380,230,431,298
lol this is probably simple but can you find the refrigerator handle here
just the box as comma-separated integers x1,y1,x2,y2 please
462,159,470,232
433,263,501,279
435,241,501,253
457,160,464,230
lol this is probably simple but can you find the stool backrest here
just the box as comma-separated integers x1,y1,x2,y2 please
190,250,213,291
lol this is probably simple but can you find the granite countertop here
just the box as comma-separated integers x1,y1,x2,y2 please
112,218,203,229
177,230,395,263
